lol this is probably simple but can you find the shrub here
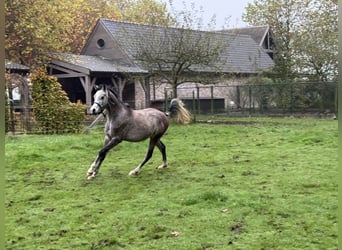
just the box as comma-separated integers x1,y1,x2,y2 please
30,70,85,133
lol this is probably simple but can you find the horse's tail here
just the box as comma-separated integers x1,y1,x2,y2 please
166,98,191,124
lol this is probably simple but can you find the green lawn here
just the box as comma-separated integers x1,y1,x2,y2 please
5,117,337,249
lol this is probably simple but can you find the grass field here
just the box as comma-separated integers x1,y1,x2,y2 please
5,117,337,249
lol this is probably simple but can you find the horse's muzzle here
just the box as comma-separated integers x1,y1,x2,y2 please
91,107,98,115
90,102,103,115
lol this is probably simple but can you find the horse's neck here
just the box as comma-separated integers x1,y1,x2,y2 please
106,103,132,121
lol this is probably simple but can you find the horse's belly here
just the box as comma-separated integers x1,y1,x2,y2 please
125,122,168,142
125,132,150,142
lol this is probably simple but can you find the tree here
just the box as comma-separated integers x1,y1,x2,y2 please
5,0,172,67
5,0,72,66
292,0,337,81
136,28,224,97
59,0,122,54
134,2,226,97
243,0,338,82
119,0,173,26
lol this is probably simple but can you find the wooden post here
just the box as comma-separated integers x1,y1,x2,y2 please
80,76,96,113
144,77,151,108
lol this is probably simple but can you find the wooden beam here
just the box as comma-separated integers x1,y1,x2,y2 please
50,59,90,74
52,73,87,78
49,63,88,78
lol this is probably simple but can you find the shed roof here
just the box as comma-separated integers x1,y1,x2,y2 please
82,19,274,74
51,53,147,74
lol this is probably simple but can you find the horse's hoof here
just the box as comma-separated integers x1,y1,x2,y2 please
128,170,139,176
157,164,167,169
87,172,95,179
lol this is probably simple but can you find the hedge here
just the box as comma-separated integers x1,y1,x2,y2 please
31,70,86,133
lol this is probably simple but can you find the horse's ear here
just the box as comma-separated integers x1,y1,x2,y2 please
94,84,105,91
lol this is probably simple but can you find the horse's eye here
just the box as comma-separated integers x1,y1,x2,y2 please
101,96,105,100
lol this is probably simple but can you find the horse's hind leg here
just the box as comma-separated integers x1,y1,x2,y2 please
129,138,157,176
156,140,167,169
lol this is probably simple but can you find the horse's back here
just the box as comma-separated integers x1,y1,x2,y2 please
134,108,169,130
124,108,169,141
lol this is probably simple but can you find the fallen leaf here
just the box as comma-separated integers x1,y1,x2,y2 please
221,208,229,213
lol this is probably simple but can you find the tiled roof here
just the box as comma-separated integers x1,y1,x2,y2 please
221,25,270,47
99,19,274,74
52,53,147,73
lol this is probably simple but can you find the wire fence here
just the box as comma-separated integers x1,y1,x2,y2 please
7,82,338,134
6,108,98,135
163,81,338,117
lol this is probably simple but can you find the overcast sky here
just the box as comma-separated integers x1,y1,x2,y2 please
159,0,253,29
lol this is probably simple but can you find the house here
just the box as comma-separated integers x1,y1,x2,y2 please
48,18,274,111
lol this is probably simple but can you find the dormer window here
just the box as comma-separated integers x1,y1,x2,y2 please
97,39,105,48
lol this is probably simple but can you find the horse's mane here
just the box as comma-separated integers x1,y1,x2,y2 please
106,86,119,106
105,85,131,110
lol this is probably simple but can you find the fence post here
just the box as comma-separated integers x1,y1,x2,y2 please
335,84,338,114
236,86,240,109
196,85,200,115
249,85,252,115
289,83,294,113
164,90,168,112
192,91,196,122
7,82,16,134
210,86,214,114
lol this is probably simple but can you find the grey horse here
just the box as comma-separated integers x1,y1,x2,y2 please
87,85,191,179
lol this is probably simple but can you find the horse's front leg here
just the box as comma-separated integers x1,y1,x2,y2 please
87,137,121,179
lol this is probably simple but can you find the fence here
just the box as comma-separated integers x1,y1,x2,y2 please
6,82,338,134
163,82,338,117
5,107,93,135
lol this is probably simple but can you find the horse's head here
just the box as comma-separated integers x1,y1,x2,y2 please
90,85,108,115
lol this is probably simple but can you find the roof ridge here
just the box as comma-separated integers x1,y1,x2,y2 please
224,24,270,30
99,18,245,38
99,18,167,30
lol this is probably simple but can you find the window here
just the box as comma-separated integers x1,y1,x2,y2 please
97,39,105,48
